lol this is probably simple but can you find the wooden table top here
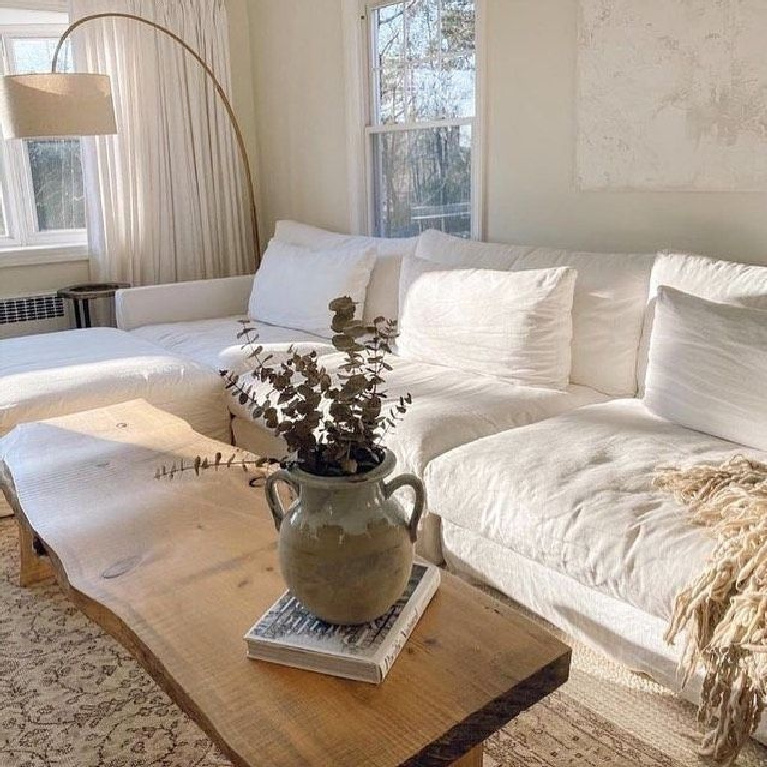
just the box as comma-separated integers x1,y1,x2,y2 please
0,400,570,767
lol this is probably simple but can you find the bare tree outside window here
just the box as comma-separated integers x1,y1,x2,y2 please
369,0,476,238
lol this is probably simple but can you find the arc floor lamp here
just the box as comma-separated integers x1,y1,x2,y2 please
0,12,261,264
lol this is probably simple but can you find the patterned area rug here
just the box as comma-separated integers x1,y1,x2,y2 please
1,518,766,767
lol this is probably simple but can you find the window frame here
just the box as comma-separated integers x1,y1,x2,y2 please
0,22,88,253
348,0,485,240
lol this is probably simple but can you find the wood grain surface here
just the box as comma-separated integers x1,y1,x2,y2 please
0,400,570,767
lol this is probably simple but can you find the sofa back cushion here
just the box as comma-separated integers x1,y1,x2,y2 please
401,230,533,319
248,240,376,337
637,252,767,391
414,228,531,270
645,287,767,452
398,258,576,389
273,220,416,323
512,249,655,396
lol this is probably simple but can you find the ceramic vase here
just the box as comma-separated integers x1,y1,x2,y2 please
264,450,424,624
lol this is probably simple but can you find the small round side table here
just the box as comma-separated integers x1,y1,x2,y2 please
57,283,130,329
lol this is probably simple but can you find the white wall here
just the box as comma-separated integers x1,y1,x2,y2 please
226,0,260,240
249,0,352,239
248,0,767,265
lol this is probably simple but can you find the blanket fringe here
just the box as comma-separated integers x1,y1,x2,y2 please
656,455,767,765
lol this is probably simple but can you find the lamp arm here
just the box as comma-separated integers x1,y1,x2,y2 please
53,12,261,266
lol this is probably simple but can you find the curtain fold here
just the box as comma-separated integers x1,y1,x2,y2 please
70,0,255,285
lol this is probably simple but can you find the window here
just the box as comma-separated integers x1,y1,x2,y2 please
0,24,86,250
365,0,479,238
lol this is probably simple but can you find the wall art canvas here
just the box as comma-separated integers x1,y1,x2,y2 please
578,0,767,191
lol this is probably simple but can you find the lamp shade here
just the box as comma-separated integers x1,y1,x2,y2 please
0,73,117,139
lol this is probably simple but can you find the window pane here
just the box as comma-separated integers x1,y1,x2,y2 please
405,0,440,61
373,0,476,125
26,140,86,231
410,53,475,120
8,37,73,74
373,124,472,238
441,0,476,54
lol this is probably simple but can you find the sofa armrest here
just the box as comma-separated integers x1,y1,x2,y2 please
116,275,253,330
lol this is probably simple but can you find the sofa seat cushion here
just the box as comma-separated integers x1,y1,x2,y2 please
425,398,767,621
228,352,608,477
131,316,335,373
0,327,230,442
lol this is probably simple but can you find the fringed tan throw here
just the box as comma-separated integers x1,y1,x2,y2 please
655,456,767,765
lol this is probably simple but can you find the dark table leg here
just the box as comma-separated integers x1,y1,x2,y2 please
82,299,92,328
73,299,83,329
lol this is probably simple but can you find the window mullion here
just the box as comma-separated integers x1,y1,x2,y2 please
367,116,474,134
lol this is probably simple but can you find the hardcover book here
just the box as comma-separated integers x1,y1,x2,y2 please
244,563,441,683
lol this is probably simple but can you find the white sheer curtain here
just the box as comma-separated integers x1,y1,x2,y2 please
70,0,255,285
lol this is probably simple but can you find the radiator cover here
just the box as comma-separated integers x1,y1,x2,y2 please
0,294,64,325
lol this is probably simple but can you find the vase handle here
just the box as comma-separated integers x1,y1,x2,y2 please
383,474,425,544
264,470,299,531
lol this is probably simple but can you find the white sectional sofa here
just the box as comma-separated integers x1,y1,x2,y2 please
116,222,653,559
2,219,767,742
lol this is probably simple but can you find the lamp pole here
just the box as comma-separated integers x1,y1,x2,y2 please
53,12,261,268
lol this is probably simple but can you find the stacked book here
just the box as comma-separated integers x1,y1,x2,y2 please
244,563,441,683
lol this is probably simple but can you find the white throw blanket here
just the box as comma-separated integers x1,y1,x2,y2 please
657,456,767,765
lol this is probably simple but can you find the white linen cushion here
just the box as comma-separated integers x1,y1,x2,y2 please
414,228,531,270
398,260,576,389
402,230,531,317
644,287,767,452
512,249,655,396
131,316,335,374
248,239,376,337
273,220,416,323
425,398,766,621
637,251,767,391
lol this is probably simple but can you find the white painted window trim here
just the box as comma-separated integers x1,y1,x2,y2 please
342,0,486,240
0,242,89,267
0,21,89,257
0,1,67,10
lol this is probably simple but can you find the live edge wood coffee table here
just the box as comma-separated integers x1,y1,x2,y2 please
0,400,570,767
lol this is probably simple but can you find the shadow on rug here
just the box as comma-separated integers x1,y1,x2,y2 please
0,519,765,766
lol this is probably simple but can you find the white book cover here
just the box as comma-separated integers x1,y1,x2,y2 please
244,563,441,683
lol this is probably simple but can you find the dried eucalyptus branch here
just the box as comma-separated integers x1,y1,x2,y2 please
220,296,412,477
155,452,278,480
160,297,411,481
